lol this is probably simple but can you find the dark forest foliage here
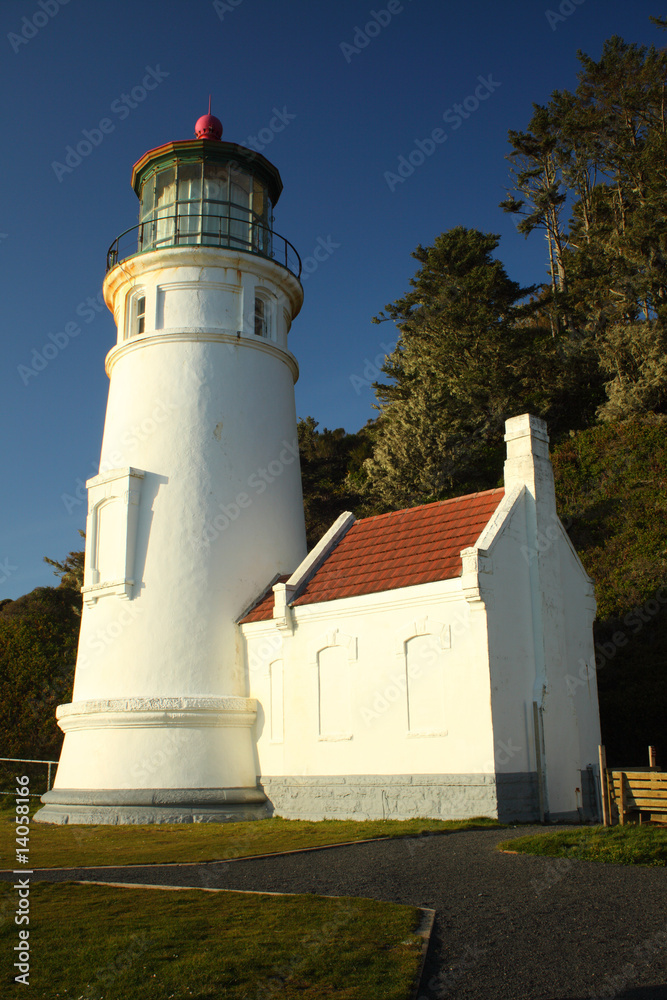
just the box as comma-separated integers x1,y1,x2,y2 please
0,586,80,760
552,417,667,765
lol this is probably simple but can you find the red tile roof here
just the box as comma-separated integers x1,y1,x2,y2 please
239,489,504,624
239,575,289,624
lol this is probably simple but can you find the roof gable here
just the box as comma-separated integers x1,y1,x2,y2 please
239,488,504,624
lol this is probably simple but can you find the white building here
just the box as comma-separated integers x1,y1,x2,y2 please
36,117,601,825
241,413,602,823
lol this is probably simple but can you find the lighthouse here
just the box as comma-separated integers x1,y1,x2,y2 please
36,111,306,824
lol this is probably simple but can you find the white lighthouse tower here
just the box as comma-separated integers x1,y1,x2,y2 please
37,111,306,823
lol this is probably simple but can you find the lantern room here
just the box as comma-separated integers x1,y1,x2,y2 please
106,112,300,277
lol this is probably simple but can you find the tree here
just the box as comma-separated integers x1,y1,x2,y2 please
362,227,584,508
552,416,667,765
503,33,667,420
500,103,570,336
0,586,80,760
298,417,374,547
44,529,85,592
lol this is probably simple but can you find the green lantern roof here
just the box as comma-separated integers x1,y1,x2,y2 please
131,139,283,205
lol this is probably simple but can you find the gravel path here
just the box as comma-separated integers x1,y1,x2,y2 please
2,825,666,999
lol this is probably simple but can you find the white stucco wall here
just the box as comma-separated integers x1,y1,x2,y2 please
244,578,500,814
51,246,307,798
545,529,601,814
484,415,601,820
477,494,537,779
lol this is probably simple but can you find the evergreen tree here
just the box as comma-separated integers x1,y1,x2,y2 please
503,33,667,420
552,416,667,765
362,227,582,508
298,417,373,547
44,529,85,593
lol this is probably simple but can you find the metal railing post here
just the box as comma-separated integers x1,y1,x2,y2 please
0,757,60,796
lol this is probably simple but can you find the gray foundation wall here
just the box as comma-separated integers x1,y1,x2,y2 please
259,772,540,822
495,773,540,823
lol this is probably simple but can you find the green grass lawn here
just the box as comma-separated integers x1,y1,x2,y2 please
0,883,425,999
0,797,502,869
498,824,667,866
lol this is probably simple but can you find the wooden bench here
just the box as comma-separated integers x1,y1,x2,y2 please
605,770,667,825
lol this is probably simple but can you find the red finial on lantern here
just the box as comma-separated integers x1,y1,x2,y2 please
195,97,223,140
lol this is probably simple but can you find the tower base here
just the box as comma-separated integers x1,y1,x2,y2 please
34,787,270,825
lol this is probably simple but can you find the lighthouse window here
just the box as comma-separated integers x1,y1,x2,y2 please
125,291,147,339
203,163,228,204
155,167,176,247
176,163,202,245
252,179,265,220
135,159,274,258
230,174,252,249
254,296,267,338
251,178,271,255
156,167,176,205
136,296,146,335
202,163,229,245
177,162,202,202
139,176,155,251
140,176,155,217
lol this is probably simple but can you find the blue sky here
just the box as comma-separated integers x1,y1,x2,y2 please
1,0,661,599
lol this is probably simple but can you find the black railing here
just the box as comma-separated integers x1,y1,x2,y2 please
106,214,301,279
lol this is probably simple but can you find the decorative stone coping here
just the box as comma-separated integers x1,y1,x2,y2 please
56,696,257,731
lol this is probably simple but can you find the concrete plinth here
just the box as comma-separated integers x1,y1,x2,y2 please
34,786,269,825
